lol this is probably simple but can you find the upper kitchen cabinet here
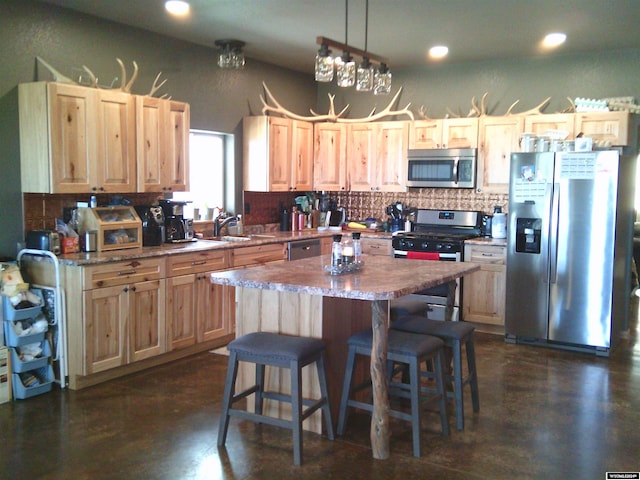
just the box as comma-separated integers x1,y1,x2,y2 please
409,118,478,149
574,111,631,146
524,113,575,137
476,116,523,194
136,97,190,193
19,82,136,194
347,121,409,192
313,122,347,191
243,116,313,192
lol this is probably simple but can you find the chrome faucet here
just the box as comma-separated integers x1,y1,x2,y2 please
213,214,239,237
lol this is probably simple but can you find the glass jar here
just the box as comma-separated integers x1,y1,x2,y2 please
341,237,354,265
331,234,343,267
352,232,362,264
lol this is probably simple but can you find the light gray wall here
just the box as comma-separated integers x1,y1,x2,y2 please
0,0,316,258
317,49,640,120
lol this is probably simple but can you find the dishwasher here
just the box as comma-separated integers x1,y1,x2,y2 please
287,239,321,261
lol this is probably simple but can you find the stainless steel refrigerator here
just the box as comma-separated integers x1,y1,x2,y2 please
505,150,635,356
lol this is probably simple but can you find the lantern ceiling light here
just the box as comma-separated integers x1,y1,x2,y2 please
315,0,391,95
215,39,246,69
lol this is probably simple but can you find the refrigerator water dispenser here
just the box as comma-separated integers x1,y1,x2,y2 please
515,218,541,254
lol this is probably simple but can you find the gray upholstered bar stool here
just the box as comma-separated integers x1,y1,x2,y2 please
391,315,480,430
389,297,429,322
337,329,449,457
217,332,335,466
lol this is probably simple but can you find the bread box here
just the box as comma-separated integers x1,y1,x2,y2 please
78,206,142,252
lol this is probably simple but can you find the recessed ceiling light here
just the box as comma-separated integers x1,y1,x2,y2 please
542,32,567,48
165,0,190,16
429,45,449,59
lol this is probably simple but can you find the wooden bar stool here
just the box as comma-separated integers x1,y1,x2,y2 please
217,332,335,466
336,328,449,457
391,316,480,430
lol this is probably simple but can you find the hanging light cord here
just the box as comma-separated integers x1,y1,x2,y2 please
364,0,368,54
345,0,349,45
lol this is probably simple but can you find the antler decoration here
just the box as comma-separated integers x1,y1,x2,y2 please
148,72,168,97
117,58,138,93
417,106,433,120
260,82,414,122
505,96,551,116
445,92,489,118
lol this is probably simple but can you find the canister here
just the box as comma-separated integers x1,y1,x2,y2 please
82,230,97,252
520,133,537,152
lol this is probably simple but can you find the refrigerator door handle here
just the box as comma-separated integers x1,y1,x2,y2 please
550,182,560,284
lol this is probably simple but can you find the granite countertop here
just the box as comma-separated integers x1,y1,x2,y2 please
209,254,479,301
49,229,393,266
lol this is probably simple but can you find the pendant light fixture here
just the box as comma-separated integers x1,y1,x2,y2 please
215,39,246,69
315,0,390,92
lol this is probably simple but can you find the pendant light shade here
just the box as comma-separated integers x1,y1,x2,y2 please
356,57,374,92
315,43,334,82
215,39,246,69
336,51,356,87
374,63,392,95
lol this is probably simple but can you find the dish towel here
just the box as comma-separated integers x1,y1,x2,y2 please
406,251,440,261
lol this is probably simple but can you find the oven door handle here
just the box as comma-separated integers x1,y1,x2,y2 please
393,250,458,261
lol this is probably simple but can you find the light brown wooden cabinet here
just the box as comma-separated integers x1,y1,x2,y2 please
166,250,232,351
574,111,631,145
243,116,313,192
476,116,524,194
136,96,190,193
462,244,506,326
361,237,392,256
19,82,136,194
523,113,575,137
231,242,287,268
347,121,409,192
409,118,478,149
313,122,347,191
82,258,166,374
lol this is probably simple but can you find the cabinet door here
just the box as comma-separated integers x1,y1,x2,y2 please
574,112,630,146
136,96,165,192
48,83,97,193
129,279,166,362
377,121,408,192
462,245,506,325
197,272,233,342
443,118,478,148
477,116,523,194
291,120,313,191
524,113,575,138
268,117,293,191
347,123,377,191
165,100,190,192
313,122,347,191
84,285,127,374
95,89,136,193
409,120,442,149
166,274,198,350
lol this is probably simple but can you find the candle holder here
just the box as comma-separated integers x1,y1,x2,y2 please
324,260,363,276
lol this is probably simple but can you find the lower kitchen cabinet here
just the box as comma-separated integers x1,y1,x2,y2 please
361,236,392,256
82,258,166,375
85,278,166,374
166,250,233,351
462,243,506,326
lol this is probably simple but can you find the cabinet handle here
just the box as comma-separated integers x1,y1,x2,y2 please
131,286,136,292
191,260,206,266
118,269,137,276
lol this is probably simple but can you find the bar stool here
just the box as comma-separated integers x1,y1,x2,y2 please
389,297,429,322
391,315,479,430
337,329,449,457
217,332,335,466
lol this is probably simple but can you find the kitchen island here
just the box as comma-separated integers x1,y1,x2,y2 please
210,254,479,460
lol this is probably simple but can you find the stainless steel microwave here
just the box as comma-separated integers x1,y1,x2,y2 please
407,148,477,188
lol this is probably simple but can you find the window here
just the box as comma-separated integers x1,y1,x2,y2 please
173,129,230,219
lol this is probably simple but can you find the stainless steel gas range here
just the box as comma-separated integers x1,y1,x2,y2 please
392,209,483,320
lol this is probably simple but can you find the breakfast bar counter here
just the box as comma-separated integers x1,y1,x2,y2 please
210,254,479,460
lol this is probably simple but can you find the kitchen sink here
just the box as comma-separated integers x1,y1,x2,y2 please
220,234,277,242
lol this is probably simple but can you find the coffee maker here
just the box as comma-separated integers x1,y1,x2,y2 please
135,205,165,246
159,199,195,243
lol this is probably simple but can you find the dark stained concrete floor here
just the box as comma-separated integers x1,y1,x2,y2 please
1,303,639,479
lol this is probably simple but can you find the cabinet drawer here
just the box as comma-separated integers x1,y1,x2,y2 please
362,238,392,256
231,243,287,268
84,258,165,289
167,250,230,277
465,245,506,264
